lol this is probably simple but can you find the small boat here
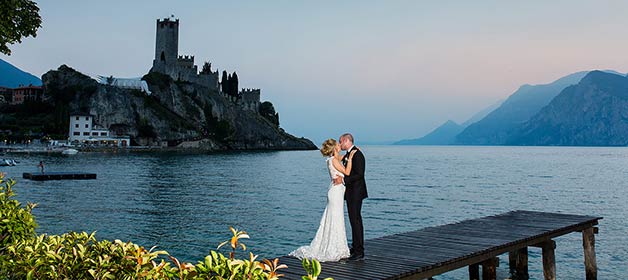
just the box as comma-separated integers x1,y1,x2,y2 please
61,148,79,155
0,159,17,166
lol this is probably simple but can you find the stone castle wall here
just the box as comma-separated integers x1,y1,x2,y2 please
240,88,260,112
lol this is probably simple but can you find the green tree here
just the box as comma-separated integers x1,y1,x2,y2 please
0,0,42,55
259,101,279,126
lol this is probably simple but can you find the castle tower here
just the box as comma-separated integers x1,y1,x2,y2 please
153,16,179,71
148,16,219,89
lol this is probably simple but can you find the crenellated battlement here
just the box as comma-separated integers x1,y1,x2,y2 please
157,17,179,28
239,88,261,112
241,88,261,95
178,55,194,62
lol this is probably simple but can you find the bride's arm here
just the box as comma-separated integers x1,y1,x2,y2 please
332,151,356,176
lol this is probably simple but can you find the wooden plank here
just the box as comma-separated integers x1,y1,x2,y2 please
280,256,399,280
280,257,358,280
399,230,514,246
368,235,487,255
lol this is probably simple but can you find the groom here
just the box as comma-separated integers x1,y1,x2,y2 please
335,133,367,261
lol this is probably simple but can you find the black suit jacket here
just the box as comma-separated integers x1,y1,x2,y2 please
343,146,368,201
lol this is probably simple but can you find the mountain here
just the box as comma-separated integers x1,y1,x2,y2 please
37,65,316,151
455,71,613,145
0,58,42,88
393,100,502,145
394,120,464,145
507,71,628,146
461,99,504,127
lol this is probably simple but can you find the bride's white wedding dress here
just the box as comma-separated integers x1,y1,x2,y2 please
289,156,350,262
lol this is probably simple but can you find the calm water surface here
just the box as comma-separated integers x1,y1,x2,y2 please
6,146,628,279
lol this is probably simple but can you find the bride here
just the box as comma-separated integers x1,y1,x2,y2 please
289,138,357,262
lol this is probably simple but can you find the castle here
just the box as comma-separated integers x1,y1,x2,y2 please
150,16,260,112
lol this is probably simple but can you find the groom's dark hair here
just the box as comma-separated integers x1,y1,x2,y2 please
341,133,354,143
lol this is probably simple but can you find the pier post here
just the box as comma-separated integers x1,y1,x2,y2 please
583,227,597,280
468,263,479,280
509,247,529,279
509,251,516,274
481,257,498,280
541,240,556,280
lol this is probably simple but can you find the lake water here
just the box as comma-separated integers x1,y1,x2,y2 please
5,146,627,279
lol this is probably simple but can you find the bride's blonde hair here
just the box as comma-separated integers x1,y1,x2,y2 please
320,138,337,157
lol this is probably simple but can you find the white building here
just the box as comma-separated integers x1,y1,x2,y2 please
68,114,129,147
95,76,152,95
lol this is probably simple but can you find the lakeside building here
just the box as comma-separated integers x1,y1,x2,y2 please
11,85,44,105
69,114,129,147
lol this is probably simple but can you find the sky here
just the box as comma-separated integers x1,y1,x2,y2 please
4,0,628,144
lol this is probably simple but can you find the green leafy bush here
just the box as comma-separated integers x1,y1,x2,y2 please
0,174,331,280
0,174,37,250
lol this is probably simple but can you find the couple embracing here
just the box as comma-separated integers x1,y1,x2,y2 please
290,133,367,262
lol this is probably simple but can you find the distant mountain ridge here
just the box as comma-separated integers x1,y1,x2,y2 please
394,120,464,145
394,70,627,146
507,71,628,146
393,99,502,145
0,58,42,88
454,71,600,145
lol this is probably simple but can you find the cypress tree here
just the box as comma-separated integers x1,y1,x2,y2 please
232,72,239,97
221,70,228,93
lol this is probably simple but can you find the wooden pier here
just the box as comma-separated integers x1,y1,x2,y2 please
22,172,97,181
279,210,601,280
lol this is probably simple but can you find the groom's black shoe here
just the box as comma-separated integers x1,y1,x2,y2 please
347,253,364,261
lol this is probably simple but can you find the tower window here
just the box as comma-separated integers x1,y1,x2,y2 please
161,51,165,62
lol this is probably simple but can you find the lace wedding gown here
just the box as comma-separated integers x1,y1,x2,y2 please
289,157,350,262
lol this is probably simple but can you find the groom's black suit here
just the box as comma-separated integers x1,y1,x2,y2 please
343,146,367,256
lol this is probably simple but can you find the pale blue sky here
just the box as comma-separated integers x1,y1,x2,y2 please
4,1,628,143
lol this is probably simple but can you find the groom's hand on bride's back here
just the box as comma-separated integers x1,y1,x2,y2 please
333,177,343,185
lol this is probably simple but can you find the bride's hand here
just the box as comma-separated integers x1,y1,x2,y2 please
349,150,357,159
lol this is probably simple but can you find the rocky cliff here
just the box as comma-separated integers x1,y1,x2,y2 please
42,65,316,151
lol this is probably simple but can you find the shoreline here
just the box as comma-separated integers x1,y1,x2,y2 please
1,145,317,154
